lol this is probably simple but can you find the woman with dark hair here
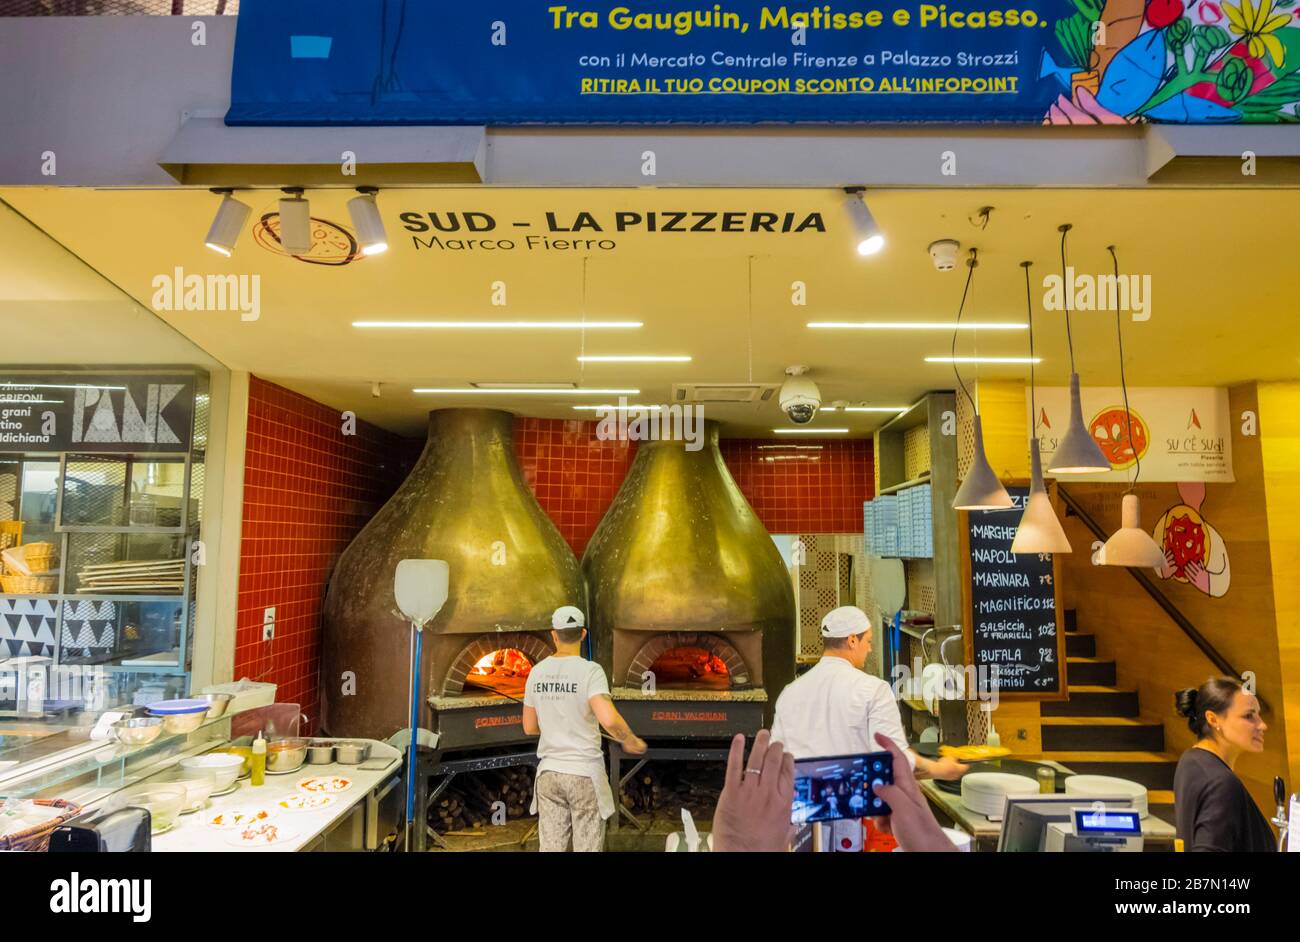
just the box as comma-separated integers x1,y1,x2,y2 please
1172,677,1275,852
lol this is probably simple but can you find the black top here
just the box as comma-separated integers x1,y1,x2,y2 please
1173,747,1276,852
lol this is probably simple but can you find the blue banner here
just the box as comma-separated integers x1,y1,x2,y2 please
227,0,1300,125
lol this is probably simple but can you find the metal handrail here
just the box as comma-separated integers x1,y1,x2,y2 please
1056,484,1268,716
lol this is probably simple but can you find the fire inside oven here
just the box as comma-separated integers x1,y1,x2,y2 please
648,645,731,690
463,647,535,698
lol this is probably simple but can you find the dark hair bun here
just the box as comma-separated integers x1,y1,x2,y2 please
1174,688,1198,719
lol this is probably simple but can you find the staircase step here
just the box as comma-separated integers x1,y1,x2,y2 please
1036,751,1179,790
1041,716,1165,752
1042,686,1140,717
1065,633,1096,658
1067,657,1116,687
1064,609,1078,633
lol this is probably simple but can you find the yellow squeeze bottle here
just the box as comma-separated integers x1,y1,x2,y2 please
250,731,267,787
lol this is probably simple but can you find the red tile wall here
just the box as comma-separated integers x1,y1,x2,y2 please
721,438,875,534
235,390,873,730
514,417,637,556
235,378,411,733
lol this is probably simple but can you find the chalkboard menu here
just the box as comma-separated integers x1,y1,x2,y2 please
959,485,1067,701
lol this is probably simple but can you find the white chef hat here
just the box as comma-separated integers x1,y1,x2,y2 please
551,605,586,630
820,605,872,639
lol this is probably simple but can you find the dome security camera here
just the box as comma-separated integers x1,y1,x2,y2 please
779,366,821,425
928,239,961,272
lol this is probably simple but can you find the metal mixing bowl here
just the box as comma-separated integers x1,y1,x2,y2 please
195,692,235,719
110,716,166,746
266,737,308,773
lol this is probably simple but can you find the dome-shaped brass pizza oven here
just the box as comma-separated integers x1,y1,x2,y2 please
322,409,584,738
582,421,795,712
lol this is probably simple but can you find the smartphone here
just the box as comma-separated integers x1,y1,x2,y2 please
791,751,893,824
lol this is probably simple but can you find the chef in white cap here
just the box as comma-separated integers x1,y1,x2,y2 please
772,605,967,847
522,605,647,852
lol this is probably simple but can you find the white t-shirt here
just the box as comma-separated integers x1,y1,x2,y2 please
523,655,610,776
771,656,914,767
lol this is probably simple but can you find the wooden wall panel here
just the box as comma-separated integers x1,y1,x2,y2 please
1258,381,1300,794
1060,384,1288,813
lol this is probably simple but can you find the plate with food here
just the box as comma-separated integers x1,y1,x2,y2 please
223,819,299,849
205,806,278,830
296,775,353,794
939,744,1012,763
276,792,338,813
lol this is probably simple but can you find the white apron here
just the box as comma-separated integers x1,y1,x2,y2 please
529,758,617,821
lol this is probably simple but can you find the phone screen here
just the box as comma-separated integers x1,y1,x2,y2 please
791,751,894,824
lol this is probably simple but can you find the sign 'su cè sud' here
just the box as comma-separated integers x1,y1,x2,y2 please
228,0,1300,126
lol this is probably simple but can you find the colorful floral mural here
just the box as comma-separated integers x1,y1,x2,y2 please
1042,0,1300,122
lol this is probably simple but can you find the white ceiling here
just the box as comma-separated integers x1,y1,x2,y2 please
3,186,1297,437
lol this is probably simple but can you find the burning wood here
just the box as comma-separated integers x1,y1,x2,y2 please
649,646,731,690
463,647,533,698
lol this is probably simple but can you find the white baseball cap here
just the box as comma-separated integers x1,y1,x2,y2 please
820,606,872,639
551,605,586,630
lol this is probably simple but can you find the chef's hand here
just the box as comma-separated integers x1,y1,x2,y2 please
1159,548,1177,579
711,729,795,852
873,733,958,853
926,755,971,781
623,734,648,756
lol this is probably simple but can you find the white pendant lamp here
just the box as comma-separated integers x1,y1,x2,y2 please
1099,245,1164,568
954,415,1014,510
1049,372,1110,473
1098,494,1163,567
1012,261,1071,553
1013,442,1072,553
1047,225,1110,475
950,249,1012,511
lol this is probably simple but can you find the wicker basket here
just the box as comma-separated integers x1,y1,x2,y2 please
20,542,57,574
0,573,57,594
0,798,84,852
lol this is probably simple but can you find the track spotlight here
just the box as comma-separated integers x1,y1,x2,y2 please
204,189,251,257
278,187,312,255
347,186,388,256
844,187,884,256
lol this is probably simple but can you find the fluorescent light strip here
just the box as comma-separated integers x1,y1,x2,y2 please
354,320,642,330
822,406,908,413
925,356,1041,364
773,428,850,434
414,387,640,395
577,355,691,363
0,383,125,391
757,444,823,450
809,322,1026,330
573,404,663,411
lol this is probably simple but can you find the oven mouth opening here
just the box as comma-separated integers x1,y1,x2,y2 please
624,631,752,690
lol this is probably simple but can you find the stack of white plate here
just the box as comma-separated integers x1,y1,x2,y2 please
960,772,1040,817
1064,774,1149,818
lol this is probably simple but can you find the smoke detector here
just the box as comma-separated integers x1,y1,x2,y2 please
928,239,961,272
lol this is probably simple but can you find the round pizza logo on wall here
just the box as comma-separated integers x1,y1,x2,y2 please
1088,405,1150,471
253,212,361,266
